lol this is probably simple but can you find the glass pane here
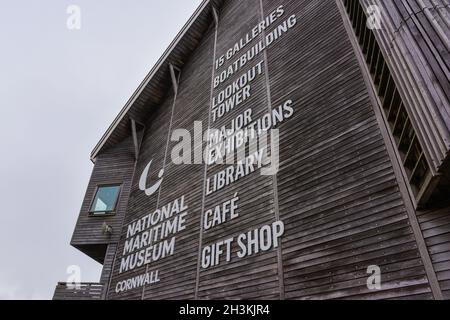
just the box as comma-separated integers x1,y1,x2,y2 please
90,186,120,213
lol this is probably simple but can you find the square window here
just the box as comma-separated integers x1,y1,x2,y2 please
90,185,121,215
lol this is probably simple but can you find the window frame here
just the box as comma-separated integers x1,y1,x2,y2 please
88,183,122,217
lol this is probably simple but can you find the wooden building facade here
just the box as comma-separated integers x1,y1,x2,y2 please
54,0,450,300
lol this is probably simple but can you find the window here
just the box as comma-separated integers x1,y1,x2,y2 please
90,185,121,215
342,0,431,198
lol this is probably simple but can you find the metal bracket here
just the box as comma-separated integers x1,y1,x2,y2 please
212,6,219,27
169,63,181,95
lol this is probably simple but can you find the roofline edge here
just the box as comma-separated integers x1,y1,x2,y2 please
90,0,214,162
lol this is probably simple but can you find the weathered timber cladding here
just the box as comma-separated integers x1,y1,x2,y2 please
71,136,135,262
66,0,450,300
197,0,281,300
142,22,216,300
106,91,177,300
262,0,433,300
100,244,118,288
107,20,217,299
417,202,450,300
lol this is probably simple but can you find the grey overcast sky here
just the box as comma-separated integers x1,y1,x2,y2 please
0,0,203,300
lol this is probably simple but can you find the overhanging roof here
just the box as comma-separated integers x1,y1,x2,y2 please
90,0,223,162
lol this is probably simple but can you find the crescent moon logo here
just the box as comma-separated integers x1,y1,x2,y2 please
138,160,164,196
